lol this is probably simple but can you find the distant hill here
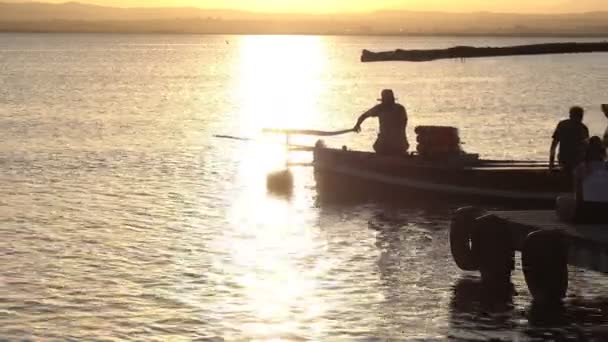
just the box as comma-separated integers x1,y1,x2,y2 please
0,2,254,21
1,1,608,36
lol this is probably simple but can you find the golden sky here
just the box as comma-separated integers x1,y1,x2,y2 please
40,0,607,13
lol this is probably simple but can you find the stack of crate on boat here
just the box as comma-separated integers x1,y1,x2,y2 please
415,126,462,159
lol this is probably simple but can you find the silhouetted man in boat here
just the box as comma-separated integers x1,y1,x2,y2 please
353,89,409,155
550,106,589,175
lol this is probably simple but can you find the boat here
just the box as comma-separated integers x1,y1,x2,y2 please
258,126,569,207
312,142,568,207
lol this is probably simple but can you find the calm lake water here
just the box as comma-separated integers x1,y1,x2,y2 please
1,33,608,340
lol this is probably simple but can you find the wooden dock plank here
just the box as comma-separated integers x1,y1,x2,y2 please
489,210,608,273
490,210,608,244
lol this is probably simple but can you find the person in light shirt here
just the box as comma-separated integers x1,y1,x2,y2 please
557,136,608,223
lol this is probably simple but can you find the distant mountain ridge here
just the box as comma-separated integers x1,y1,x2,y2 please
1,1,608,20
1,1,608,36
2,0,608,14
0,1,253,21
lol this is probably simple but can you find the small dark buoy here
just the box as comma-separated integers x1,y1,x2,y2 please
266,169,294,196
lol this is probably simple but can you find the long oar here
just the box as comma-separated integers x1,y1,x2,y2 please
213,134,254,141
262,128,356,136
215,125,355,141
262,127,354,168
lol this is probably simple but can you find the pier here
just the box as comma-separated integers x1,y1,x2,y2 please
451,208,608,302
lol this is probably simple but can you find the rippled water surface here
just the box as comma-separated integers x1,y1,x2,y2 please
1,33,608,340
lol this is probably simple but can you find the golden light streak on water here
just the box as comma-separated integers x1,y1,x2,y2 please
217,35,332,339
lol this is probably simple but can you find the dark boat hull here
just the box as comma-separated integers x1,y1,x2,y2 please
313,147,569,208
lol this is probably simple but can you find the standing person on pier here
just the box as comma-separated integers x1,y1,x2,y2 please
353,89,409,155
549,106,589,175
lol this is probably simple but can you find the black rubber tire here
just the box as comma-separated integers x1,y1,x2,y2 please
450,207,484,271
476,215,514,290
522,230,569,303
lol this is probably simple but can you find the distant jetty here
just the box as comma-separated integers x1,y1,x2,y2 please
361,41,608,62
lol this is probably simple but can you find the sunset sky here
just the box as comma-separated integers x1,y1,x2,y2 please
31,0,608,13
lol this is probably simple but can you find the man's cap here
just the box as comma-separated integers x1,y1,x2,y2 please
377,89,396,102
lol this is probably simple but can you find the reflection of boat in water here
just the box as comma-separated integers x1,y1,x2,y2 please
313,145,567,207
448,277,608,340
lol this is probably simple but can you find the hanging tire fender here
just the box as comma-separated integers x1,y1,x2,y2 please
522,230,569,303
476,214,515,287
450,206,485,271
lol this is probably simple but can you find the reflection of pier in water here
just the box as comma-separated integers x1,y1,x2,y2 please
448,277,608,340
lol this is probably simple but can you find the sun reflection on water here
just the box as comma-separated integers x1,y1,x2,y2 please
222,185,331,339
237,35,326,132
221,35,331,339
